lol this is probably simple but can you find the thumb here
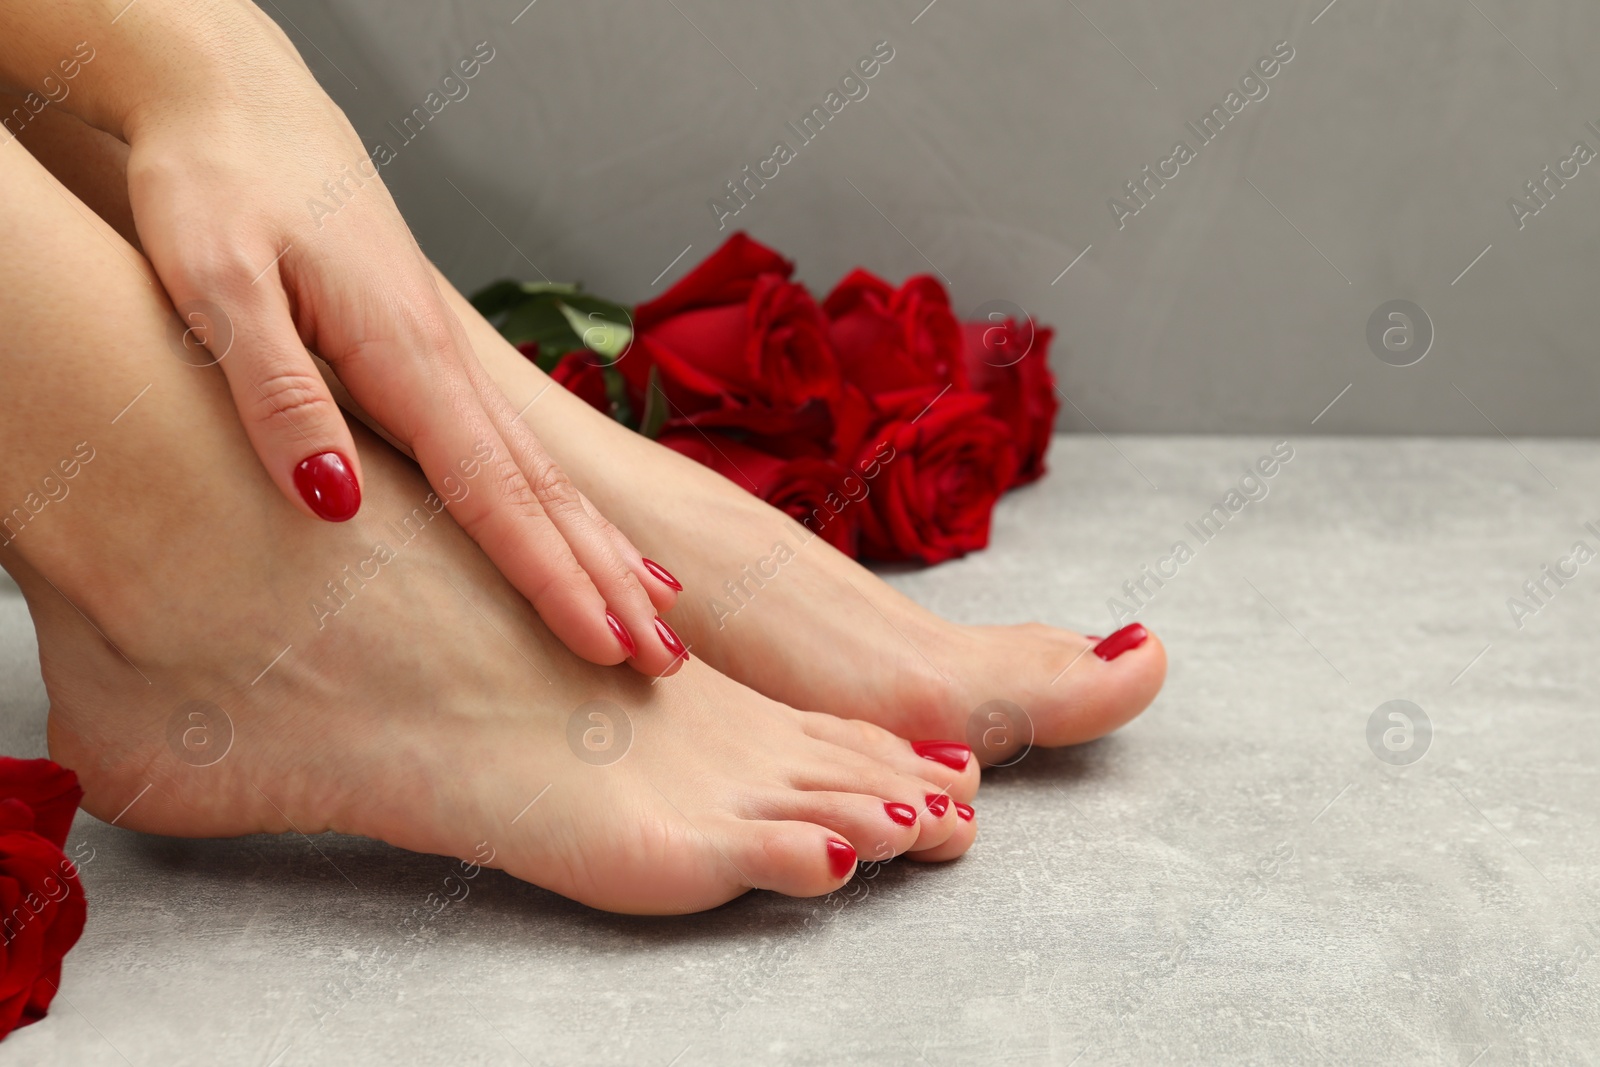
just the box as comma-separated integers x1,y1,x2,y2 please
183,289,364,522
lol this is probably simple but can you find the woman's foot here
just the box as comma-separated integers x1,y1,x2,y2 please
32,427,977,914
0,140,977,915
11,107,1163,765
453,289,1166,762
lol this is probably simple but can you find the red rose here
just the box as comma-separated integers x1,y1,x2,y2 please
854,390,1018,564
628,234,839,426
658,430,859,556
0,762,78,852
960,318,1059,485
0,759,86,1040
677,383,874,471
822,269,967,397
548,351,612,416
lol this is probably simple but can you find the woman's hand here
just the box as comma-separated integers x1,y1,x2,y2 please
0,1,683,673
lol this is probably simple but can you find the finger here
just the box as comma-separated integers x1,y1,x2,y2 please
329,300,632,668
319,348,673,634
575,489,680,614
182,266,364,523
464,358,686,677
311,352,412,458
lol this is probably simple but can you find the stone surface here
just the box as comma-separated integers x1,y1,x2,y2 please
3,436,1597,1066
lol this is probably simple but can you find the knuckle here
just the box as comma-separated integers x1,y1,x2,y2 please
452,456,541,536
500,459,543,508
174,241,263,293
527,567,600,625
401,304,464,362
480,459,541,520
248,369,337,429
594,557,646,600
524,460,583,514
584,504,620,537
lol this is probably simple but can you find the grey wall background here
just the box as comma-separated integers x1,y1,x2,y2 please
266,0,1600,435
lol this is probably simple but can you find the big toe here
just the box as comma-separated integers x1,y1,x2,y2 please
966,622,1167,762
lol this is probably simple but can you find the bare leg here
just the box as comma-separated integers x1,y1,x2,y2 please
15,106,1164,764
0,134,977,915
460,301,1167,758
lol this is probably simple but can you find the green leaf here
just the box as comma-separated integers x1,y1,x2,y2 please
471,280,642,421
499,296,584,354
469,280,581,322
514,281,580,298
468,279,530,319
637,365,669,440
560,293,633,321
557,302,633,362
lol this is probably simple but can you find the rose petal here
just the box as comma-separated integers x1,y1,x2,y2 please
634,232,795,329
0,760,81,850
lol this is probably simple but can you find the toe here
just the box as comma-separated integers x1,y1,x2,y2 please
730,819,859,897
743,789,922,867
795,711,980,803
962,623,1168,760
783,743,963,853
907,799,976,863
1037,625,1166,748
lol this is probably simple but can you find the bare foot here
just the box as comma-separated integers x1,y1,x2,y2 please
10,105,1162,767
0,139,977,915
456,287,1167,763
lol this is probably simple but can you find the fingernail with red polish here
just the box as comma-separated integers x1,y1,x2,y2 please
885,802,917,826
655,617,689,661
294,451,360,522
827,838,857,879
1093,623,1148,662
955,802,975,822
606,611,636,657
925,794,950,818
642,558,683,592
911,741,972,771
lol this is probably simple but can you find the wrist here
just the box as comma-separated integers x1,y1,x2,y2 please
6,0,309,142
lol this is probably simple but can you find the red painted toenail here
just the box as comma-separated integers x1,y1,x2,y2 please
654,617,689,661
642,558,683,592
294,451,360,522
911,741,972,771
827,838,856,879
1093,623,1148,662
955,802,975,822
1086,635,1102,642
925,794,950,818
885,802,917,826
605,611,636,657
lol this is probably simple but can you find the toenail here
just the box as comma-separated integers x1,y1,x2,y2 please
955,802,975,822
642,558,683,592
1093,623,1148,662
924,794,950,818
911,741,972,771
885,802,917,826
605,611,636,657
826,838,857,879
654,617,689,661
293,451,361,522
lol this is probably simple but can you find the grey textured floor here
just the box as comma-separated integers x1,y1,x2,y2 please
4,436,1598,1066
